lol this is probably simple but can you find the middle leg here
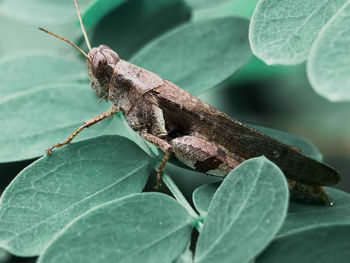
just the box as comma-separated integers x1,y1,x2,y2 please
140,132,172,189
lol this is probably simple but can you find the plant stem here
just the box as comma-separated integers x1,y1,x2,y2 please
163,172,199,219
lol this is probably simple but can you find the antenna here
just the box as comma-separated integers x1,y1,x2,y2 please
38,27,90,60
74,0,92,51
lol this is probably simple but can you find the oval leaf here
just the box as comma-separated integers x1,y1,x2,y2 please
38,193,194,263
0,135,153,256
249,124,323,161
192,182,220,216
0,53,87,98
0,83,111,162
257,224,350,263
249,0,348,64
0,0,91,24
280,187,350,235
194,157,289,263
131,17,252,94
307,1,350,101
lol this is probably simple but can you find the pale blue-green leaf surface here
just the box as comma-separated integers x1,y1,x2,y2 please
131,17,252,94
0,53,87,98
194,157,289,263
0,83,111,162
249,0,348,65
0,136,153,256
307,0,350,101
0,0,92,24
257,224,350,263
192,182,220,216
38,193,194,263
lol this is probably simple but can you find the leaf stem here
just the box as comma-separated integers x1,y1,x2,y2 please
163,173,199,219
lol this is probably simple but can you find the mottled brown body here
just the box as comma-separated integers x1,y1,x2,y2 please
46,41,340,204
72,45,339,204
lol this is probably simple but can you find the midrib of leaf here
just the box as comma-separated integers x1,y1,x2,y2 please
120,221,192,263
1,162,149,246
195,161,264,262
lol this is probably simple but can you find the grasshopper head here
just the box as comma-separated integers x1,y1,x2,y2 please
87,45,120,100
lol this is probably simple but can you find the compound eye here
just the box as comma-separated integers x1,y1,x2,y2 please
92,52,107,78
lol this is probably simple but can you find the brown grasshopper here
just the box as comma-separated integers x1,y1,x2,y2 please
40,0,340,204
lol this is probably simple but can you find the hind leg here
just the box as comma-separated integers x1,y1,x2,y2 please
171,136,244,177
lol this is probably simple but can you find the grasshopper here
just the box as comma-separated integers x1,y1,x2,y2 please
41,0,340,204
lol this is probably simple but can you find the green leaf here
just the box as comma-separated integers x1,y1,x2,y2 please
192,182,220,216
279,187,350,235
131,17,252,94
307,1,350,101
257,224,350,263
249,0,348,65
0,53,87,98
0,83,111,162
249,124,323,161
0,135,153,256
193,185,350,236
38,193,194,263
81,0,127,29
90,0,191,59
0,0,92,24
185,0,230,10
194,157,289,263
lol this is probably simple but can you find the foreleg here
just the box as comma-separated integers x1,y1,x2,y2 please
46,106,119,154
